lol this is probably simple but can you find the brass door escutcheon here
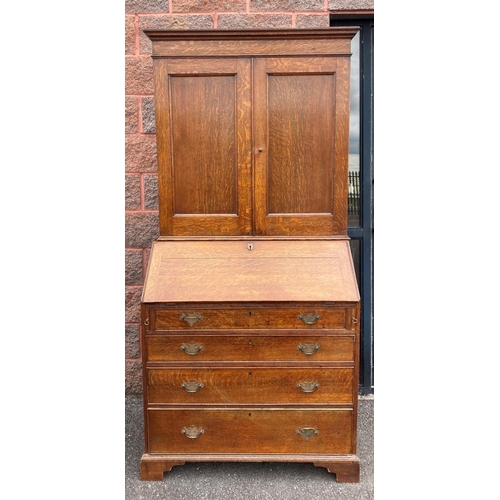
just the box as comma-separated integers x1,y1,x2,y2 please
181,425,204,439
181,380,204,393
298,311,320,325
297,427,319,441
297,341,320,356
180,341,203,356
297,379,320,393
180,312,203,327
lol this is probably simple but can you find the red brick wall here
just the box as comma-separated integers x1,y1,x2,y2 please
125,0,374,395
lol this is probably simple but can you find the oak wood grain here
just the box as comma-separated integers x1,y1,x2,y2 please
154,58,252,236
146,334,355,362
142,240,359,303
147,408,353,454
146,367,354,404
153,307,348,330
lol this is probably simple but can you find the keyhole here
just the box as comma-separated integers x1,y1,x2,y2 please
247,243,253,251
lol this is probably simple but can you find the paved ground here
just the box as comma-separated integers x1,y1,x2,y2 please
125,396,373,499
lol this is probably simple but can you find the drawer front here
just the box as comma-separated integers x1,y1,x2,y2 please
148,408,353,454
146,335,354,362
153,307,349,330
147,367,354,405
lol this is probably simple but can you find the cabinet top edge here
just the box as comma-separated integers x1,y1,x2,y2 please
144,28,360,43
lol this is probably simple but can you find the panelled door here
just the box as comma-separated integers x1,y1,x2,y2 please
154,58,253,236
154,54,351,237
253,57,351,236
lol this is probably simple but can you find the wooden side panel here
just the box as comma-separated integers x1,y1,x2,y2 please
146,335,355,362
154,58,252,236
147,367,354,404
254,57,350,235
170,74,237,215
148,408,354,454
267,73,334,214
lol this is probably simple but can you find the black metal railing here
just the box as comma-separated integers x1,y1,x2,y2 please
348,171,360,215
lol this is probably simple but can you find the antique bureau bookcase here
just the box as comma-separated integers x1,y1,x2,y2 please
140,28,361,482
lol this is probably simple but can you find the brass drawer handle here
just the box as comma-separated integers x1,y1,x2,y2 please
180,312,203,327
297,427,319,441
181,341,203,356
297,379,320,393
352,317,358,324
181,425,204,439
181,380,204,393
297,341,320,356
298,311,320,326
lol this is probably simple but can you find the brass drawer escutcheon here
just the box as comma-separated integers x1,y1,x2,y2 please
297,379,320,393
180,312,203,327
181,425,204,439
180,341,204,356
296,427,319,441
298,311,320,325
297,341,320,356
181,380,204,393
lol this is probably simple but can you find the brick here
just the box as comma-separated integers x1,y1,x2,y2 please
125,359,143,395
218,13,292,29
125,134,158,173
125,212,159,248
144,174,159,210
126,249,143,285
126,0,169,14
125,55,154,95
126,174,141,210
251,0,323,10
173,0,246,13
125,97,138,134
125,324,140,359
296,13,329,28
139,14,214,53
328,0,373,10
141,97,156,134
125,16,136,55
125,286,143,323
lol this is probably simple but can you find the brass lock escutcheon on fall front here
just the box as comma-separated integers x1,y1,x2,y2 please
296,427,319,441
181,425,204,439
297,341,320,357
298,311,320,325
181,380,204,393
297,379,320,393
180,341,203,356
180,312,203,327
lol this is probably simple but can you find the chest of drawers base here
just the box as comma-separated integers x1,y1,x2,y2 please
140,240,361,482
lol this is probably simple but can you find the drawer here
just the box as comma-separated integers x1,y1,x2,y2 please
147,408,353,454
146,335,354,362
153,307,350,330
147,367,354,405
